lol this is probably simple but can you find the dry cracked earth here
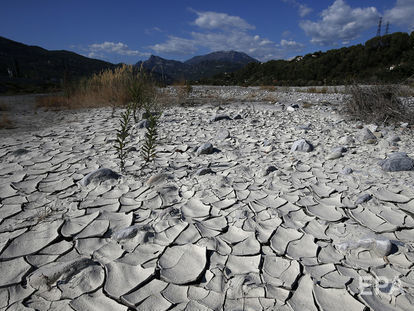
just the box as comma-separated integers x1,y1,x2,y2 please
1,86,414,311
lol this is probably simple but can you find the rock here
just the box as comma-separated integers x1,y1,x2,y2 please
216,129,230,140
379,153,414,172
331,146,347,153
366,124,378,133
286,106,296,112
373,132,383,138
338,136,354,145
355,194,372,205
195,167,214,176
196,143,214,155
158,244,207,284
359,128,377,142
291,139,314,152
263,165,277,176
341,167,353,175
211,114,231,122
388,135,401,143
298,124,311,130
137,119,149,129
400,122,409,128
326,151,343,160
80,168,120,186
233,114,242,120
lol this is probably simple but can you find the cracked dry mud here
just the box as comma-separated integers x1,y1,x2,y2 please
1,86,414,310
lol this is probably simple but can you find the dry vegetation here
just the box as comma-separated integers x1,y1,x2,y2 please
344,84,414,124
0,112,13,129
35,65,157,110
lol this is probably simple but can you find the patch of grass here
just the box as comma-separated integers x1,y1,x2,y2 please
344,84,414,124
35,95,68,110
304,86,328,94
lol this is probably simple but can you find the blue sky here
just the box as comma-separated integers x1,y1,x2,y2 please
1,0,414,63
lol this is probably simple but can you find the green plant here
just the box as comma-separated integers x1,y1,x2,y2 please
129,67,156,122
114,104,133,171
141,111,159,163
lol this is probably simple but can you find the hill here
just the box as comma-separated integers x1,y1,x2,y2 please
201,32,414,86
0,36,116,93
136,51,259,84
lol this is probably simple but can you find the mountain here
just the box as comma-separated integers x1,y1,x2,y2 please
136,51,259,83
185,51,258,66
0,36,115,93
202,32,414,86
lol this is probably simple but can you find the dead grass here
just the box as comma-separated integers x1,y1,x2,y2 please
35,65,157,110
344,84,414,124
0,112,13,129
259,85,276,91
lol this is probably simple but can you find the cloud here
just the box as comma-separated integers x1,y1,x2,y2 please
150,10,304,61
88,41,149,57
384,0,414,29
300,0,379,45
150,36,197,55
193,10,255,30
280,39,305,50
282,0,313,17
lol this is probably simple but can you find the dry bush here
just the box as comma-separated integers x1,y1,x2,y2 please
36,65,156,110
344,84,414,124
0,112,13,129
302,102,314,108
259,85,276,91
35,96,68,110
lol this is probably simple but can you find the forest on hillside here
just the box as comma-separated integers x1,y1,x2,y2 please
199,32,414,86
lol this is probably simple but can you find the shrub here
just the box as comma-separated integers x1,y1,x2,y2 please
114,104,133,172
141,111,159,163
344,84,414,124
36,65,158,110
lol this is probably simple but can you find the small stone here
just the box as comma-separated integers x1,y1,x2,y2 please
80,168,120,186
326,152,343,160
263,165,277,176
400,122,409,128
137,119,149,129
379,153,414,172
360,128,377,142
196,168,214,176
291,139,313,152
355,194,372,205
341,167,353,175
233,114,242,120
338,136,354,145
286,106,296,112
388,135,401,143
211,114,231,122
216,129,230,140
196,143,214,155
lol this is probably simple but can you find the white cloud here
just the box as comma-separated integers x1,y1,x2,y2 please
193,11,255,30
282,0,313,17
280,39,305,50
300,0,379,45
384,0,414,29
88,41,149,57
149,10,305,61
150,36,197,55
